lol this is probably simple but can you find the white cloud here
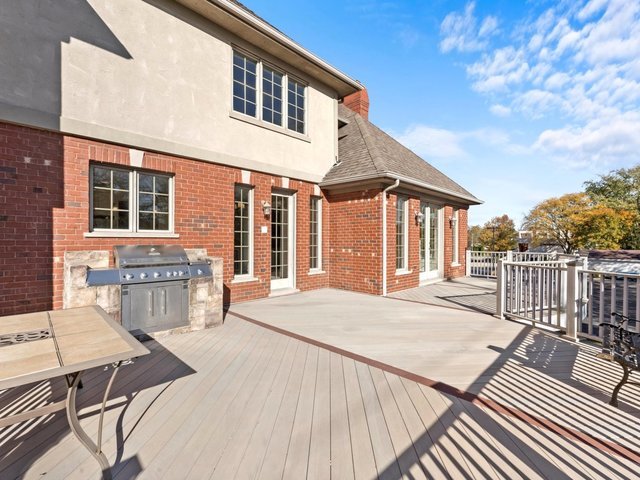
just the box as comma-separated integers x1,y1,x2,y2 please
440,0,640,169
489,104,511,117
439,2,499,53
534,112,640,168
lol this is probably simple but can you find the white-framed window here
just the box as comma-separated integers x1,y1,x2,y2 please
396,197,408,271
232,51,258,117
90,165,173,233
234,184,254,277
309,196,322,270
232,49,307,134
452,208,459,265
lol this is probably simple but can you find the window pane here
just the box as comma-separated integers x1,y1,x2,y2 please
232,51,257,117
155,213,169,231
112,170,129,190
93,167,110,188
93,209,110,229
139,193,153,212
155,176,169,194
112,190,129,210
114,210,129,229
396,198,406,269
155,195,169,213
93,189,110,209
138,174,153,192
139,212,153,230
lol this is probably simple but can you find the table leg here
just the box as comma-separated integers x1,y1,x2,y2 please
610,362,629,408
66,363,121,480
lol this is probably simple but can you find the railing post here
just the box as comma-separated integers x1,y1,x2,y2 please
496,259,505,319
563,259,583,342
506,250,513,262
466,250,471,277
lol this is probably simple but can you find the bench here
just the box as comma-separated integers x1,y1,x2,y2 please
597,312,640,407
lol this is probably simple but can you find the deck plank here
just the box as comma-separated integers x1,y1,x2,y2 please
369,368,427,480
306,348,331,480
329,352,355,480
280,346,319,480
342,357,377,480
355,362,401,480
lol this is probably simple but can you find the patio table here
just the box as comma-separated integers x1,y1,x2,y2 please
0,306,150,479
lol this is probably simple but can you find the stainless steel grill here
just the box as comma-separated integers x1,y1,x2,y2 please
86,245,212,334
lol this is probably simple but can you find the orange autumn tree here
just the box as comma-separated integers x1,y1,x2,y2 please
523,193,635,253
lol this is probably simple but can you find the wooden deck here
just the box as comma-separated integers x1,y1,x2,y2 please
1,289,640,479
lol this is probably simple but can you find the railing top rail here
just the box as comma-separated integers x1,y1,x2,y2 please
503,260,567,266
580,269,640,278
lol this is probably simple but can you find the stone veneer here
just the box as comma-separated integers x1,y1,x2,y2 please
63,249,223,337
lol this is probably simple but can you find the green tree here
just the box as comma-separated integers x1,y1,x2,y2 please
574,205,635,250
467,225,483,250
476,215,517,251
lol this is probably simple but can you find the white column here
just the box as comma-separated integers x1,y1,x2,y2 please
496,259,505,319
563,259,583,342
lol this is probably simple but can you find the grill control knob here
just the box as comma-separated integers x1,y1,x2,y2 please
197,269,203,275
166,271,172,277
173,271,178,276
124,274,134,280
140,272,148,279
178,270,185,276
154,272,161,278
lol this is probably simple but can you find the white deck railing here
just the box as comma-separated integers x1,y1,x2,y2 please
496,258,640,340
466,250,557,278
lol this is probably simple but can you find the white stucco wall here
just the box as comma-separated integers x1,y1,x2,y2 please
0,0,339,182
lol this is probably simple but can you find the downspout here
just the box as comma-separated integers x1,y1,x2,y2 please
381,178,400,296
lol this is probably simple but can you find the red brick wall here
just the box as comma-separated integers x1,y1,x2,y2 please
0,123,64,315
326,189,382,295
0,122,329,316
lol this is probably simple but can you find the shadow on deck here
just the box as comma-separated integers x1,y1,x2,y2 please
391,277,497,315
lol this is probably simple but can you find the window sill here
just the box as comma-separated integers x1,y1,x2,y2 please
395,269,413,276
84,231,179,239
308,269,326,276
231,276,259,284
451,262,461,267
229,110,311,143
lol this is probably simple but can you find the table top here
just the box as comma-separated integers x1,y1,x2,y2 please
0,306,150,390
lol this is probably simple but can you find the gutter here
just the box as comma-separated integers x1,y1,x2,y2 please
381,178,400,297
207,0,362,93
321,172,483,205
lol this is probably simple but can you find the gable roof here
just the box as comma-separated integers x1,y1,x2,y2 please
322,105,482,205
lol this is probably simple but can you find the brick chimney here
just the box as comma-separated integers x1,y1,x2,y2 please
342,88,369,120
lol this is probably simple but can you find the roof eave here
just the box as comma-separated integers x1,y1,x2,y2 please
320,172,483,205
176,0,362,97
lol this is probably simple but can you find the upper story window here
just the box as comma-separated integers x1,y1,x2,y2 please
90,165,173,233
287,79,305,134
232,49,307,135
232,52,257,117
262,66,283,126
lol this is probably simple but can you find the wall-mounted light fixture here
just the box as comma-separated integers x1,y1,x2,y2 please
262,201,271,216
449,216,457,228
415,211,425,225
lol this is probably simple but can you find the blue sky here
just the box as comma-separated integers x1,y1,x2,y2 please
244,0,640,227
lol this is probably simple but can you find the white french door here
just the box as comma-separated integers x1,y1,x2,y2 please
270,193,295,290
419,202,443,282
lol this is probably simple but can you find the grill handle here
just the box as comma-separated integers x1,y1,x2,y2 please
161,289,167,315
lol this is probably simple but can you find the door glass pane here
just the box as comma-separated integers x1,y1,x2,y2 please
429,205,439,271
271,195,289,280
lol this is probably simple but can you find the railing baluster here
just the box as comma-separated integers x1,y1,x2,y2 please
610,275,616,323
623,277,629,319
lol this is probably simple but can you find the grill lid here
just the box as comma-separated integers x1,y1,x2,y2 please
114,245,189,268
